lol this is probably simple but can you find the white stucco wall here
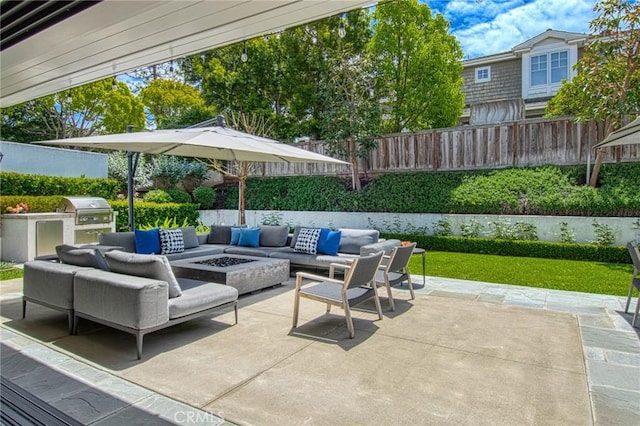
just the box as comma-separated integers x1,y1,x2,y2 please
199,210,640,247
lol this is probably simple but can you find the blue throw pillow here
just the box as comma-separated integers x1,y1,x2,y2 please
230,227,243,245
238,227,260,247
317,228,342,255
134,228,161,254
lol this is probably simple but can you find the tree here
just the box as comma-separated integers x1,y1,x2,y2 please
200,112,274,225
545,0,640,186
180,10,373,141
0,79,146,142
138,79,208,128
319,52,381,191
369,0,465,133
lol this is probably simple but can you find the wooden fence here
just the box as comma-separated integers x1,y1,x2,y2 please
257,117,639,177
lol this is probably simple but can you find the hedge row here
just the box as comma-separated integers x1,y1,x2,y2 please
1,195,64,213
222,162,640,217
0,172,119,199
381,233,631,264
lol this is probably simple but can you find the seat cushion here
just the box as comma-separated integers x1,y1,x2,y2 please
338,229,379,254
259,225,289,247
300,282,374,307
105,251,182,298
99,231,136,253
180,226,200,249
56,244,110,270
169,278,238,319
208,225,232,244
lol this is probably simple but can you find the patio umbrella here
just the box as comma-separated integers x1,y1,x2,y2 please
593,117,640,149
37,125,350,229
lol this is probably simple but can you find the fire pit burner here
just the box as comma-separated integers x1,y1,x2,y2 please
194,256,257,268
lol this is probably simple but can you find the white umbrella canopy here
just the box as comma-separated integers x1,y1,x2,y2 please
593,117,640,149
37,125,350,230
39,126,350,165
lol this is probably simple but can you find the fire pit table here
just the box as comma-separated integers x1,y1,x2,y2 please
171,254,290,295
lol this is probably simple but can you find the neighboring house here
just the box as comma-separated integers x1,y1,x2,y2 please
460,29,588,125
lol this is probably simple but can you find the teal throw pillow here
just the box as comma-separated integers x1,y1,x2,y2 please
317,228,342,255
230,227,243,245
134,228,161,254
238,228,260,247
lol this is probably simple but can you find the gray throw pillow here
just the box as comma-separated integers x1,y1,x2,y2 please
98,231,136,253
259,225,289,247
56,244,110,271
104,251,182,298
338,229,380,254
208,225,232,244
180,226,200,249
289,226,302,248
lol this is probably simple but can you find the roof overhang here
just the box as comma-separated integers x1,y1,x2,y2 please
0,0,373,107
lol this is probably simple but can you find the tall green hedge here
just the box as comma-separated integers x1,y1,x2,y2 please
221,162,640,217
0,172,119,199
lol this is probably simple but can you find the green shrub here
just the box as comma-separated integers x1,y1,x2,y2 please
0,172,119,198
109,200,200,232
143,189,172,203
166,189,192,204
381,233,631,264
193,186,215,209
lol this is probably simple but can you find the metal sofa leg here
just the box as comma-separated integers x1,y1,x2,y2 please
136,333,144,360
22,299,26,319
234,302,238,325
73,315,79,336
67,311,74,335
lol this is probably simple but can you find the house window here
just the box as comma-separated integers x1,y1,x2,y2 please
550,51,568,83
530,55,547,86
530,50,568,86
475,66,490,83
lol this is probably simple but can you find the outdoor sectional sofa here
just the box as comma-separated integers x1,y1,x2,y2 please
23,247,238,360
21,225,398,359
98,225,401,270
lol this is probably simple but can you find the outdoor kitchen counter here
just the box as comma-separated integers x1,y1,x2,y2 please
1,212,74,263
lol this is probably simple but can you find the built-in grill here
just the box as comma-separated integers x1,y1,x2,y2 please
57,196,115,244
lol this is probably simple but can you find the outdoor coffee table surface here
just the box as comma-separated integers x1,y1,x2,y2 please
171,254,290,295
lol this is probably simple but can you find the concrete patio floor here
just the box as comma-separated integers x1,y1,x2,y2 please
1,274,639,425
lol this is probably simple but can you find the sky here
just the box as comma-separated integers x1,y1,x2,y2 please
423,0,597,58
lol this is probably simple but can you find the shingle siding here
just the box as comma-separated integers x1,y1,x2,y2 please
462,58,522,106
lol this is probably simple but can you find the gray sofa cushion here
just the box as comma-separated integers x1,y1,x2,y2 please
105,251,182,298
259,225,289,247
169,278,238,319
208,225,232,244
74,269,169,330
56,244,110,270
269,248,358,268
289,226,302,248
99,232,136,253
360,239,402,256
338,229,379,254
23,261,92,310
164,244,227,261
180,227,200,249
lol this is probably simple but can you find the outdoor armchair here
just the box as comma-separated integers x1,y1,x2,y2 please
625,242,640,328
292,252,384,339
374,243,416,311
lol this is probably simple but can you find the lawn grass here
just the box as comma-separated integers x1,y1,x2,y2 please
409,251,633,297
0,262,23,281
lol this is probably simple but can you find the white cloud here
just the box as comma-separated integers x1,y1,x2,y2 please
450,0,595,58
